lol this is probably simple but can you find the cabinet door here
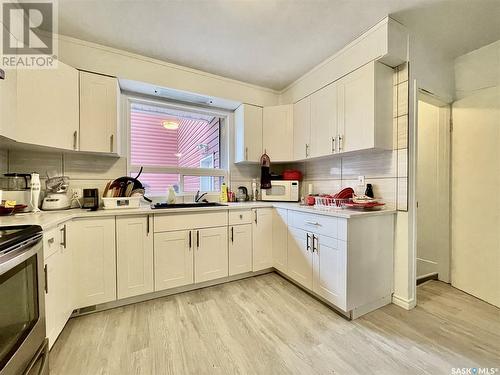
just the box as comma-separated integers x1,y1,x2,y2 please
293,97,311,160
229,224,252,276
312,235,347,310
195,227,228,283
72,217,116,308
287,227,313,289
154,230,193,291
79,71,119,153
16,62,79,150
263,104,293,161
44,251,64,348
234,104,263,163
252,208,273,271
337,62,374,153
116,216,153,299
0,31,17,140
59,223,74,322
310,82,337,158
272,208,288,273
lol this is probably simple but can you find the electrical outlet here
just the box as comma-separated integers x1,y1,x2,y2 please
357,175,365,186
71,188,83,199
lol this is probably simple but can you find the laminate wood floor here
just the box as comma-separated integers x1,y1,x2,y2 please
49,273,500,375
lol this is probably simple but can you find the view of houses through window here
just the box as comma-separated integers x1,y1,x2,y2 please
129,102,224,196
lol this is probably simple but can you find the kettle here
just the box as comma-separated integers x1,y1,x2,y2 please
236,186,249,202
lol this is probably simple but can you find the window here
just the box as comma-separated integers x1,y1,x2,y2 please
128,100,227,196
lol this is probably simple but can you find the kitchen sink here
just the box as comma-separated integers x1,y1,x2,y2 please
151,202,227,209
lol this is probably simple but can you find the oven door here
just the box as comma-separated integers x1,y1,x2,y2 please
262,182,291,201
0,236,46,375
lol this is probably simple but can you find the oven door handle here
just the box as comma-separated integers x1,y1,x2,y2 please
0,235,43,276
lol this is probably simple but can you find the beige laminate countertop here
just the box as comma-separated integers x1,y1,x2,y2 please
0,202,396,229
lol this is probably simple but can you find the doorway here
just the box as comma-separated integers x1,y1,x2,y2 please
416,93,451,284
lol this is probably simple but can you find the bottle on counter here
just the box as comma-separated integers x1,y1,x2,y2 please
220,183,228,203
167,186,176,204
251,179,258,201
365,183,374,198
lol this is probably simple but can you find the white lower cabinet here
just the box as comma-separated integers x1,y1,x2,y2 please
44,223,73,349
252,208,273,271
272,208,288,273
312,234,347,310
229,224,253,276
71,217,117,308
194,227,228,283
116,215,153,299
287,227,313,289
154,230,193,291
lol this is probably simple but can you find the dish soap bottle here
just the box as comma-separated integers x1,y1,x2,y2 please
220,183,228,203
167,186,176,204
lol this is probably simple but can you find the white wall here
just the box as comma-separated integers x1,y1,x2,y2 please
451,40,500,307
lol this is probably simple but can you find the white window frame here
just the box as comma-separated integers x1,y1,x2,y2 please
124,95,229,196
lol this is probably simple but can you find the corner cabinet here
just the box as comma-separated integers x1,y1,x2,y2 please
263,104,293,162
336,61,393,153
234,104,263,163
252,208,273,271
79,71,120,154
16,61,79,150
71,217,117,308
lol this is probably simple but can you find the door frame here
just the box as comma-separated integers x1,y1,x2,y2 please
415,91,452,284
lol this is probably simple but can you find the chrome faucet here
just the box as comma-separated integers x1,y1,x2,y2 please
195,190,208,203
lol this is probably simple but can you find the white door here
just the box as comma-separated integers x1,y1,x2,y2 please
234,104,263,162
337,62,374,153
229,224,252,276
287,227,313,289
310,82,338,158
312,234,346,309
154,230,193,291
16,61,79,150
195,227,228,283
116,215,153,299
79,71,119,153
252,208,273,271
272,208,288,273
72,217,116,308
263,104,293,161
44,250,65,348
293,96,311,160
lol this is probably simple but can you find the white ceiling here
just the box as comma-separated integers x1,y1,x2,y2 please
57,0,500,90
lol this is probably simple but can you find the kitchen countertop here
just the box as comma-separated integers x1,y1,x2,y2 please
0,202,396,229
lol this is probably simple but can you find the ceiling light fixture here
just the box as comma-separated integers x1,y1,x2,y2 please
162,120,179,130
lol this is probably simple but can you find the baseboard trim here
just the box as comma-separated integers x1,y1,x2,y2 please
392,294,416,310
416,273,438,285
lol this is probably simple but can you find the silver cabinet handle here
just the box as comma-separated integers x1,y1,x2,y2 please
73,131,78,150
305,221,320,226
44,264,48,293
331,137,335,153
254,210,258,224
305,144,310,158
60,225,67,248
231,226,234,243
312,234,318,253
196,230,200,248
306,233,311,251
188,231,192,249
245,147,248,161
110,134,114,152
338,134,343,152
146,215,150,235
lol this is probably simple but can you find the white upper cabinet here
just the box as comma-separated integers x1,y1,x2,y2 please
79,71,120,154
234,104,263,163
0,26,17,141
116,215,154,299
293,96,311,160
336,61,393,153
310,82,338,158
263,104,293,162
16,61,79,150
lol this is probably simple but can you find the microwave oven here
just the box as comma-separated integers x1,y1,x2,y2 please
261,180,299,202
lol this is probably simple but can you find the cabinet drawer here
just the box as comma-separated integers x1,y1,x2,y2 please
288,210,346,240
229,210,253,225
154,211,228,232
43,227,60,260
